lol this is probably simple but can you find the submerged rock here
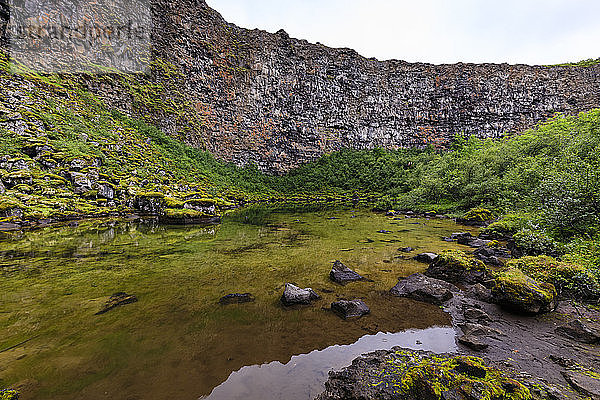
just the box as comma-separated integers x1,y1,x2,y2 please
280,283,320,306
330,260,367,284
425,250,488,284
331,299,370,319
555,320,600,344
390,273,459,305
219,293,255,305
316,348,531,400
95,292,138,315
413,252,438,264
492,268,557,314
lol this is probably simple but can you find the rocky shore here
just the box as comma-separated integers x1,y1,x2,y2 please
317,211,600,400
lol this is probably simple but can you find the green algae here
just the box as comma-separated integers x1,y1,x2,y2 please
0,211,475,399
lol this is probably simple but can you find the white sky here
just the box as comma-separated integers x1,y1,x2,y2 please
205,0,600,65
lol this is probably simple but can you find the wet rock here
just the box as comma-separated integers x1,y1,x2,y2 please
562,370,600,398
390,273,459,305
425,250,488,284
219,293,255,305
492,268,557,314
457,334,489,351
377,230,392,234
330,260,367,285
555,320,600,344
0,180,5,195
280,283,320,306
459,323,503,337
463,307,491,324
398,246,414,253
95,292,138,315
331,299,370,319
473,245,510,266
465,284,494,303
458,237,492,248
414,252,438,263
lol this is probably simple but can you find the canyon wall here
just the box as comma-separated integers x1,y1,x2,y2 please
3,0,600,173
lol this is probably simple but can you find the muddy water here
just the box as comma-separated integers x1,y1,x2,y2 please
0,210,477,400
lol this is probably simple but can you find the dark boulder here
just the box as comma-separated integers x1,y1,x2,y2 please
219,293,255,305
413,252,438,264
330,260,367,285
443,232,473,242
390,273,459,305
457,334,489,351
95,292,138,315
398,247,414,253
331,299,370,319
473,245,510,267
465,284,494,303
280,283,320,306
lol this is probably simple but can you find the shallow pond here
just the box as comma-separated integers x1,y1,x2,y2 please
0,210,477,400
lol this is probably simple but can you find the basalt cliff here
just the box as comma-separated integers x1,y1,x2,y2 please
1,0,600,174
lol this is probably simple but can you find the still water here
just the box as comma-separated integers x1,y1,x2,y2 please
0,210,476,400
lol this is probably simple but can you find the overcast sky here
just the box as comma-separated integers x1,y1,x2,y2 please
205,0,600,65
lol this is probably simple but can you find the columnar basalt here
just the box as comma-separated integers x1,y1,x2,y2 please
2,0,600,174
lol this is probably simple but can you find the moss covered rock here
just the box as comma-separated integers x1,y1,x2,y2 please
317,348,533,400
425,250,488,284
506,256,600,302
457,208,495,226
492,268,558,314
0,389,19,400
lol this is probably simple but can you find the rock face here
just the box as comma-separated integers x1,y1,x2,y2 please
562,370,600,398
280,283,321,306
331,299,370,319
492,268,557,314
3,1,599,174
390,273,459,305
555,320,600,344
330,260,367,284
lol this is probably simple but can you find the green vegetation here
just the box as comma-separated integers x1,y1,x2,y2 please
551,58,600,68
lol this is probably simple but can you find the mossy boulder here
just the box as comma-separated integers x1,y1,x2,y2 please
132,192,165,215
506,256,600,302
317,348,532,400
457,208,495,226
481,213,530,239
425,250,488,284
492,268,558,314
0,389,19,400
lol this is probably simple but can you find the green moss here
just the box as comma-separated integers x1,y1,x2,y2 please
482,213,531,237
436,250,487,272
0,389,19,400
0,196,23,212
507,256,600,300
364,349,531,400
164,197,185,208
461,208,494,224
163,208,208,219
492,267,557,312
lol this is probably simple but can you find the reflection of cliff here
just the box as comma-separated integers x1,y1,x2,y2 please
2,0,600,173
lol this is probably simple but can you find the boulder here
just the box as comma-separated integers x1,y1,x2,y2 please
555,320,600,344
425,250,488,284
281,283,320,306
331,299,370,319
330,260,367,284
398,247,414,253
457,334,489,351
219,293,255,305
390,273,459,305
492,268,557,314
95,292,138,315
465,284,494,303
443,232,473,242
463,307,491,324
413,252,438,264
473,245,510,267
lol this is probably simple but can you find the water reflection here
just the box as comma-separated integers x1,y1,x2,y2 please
203,327,456,400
